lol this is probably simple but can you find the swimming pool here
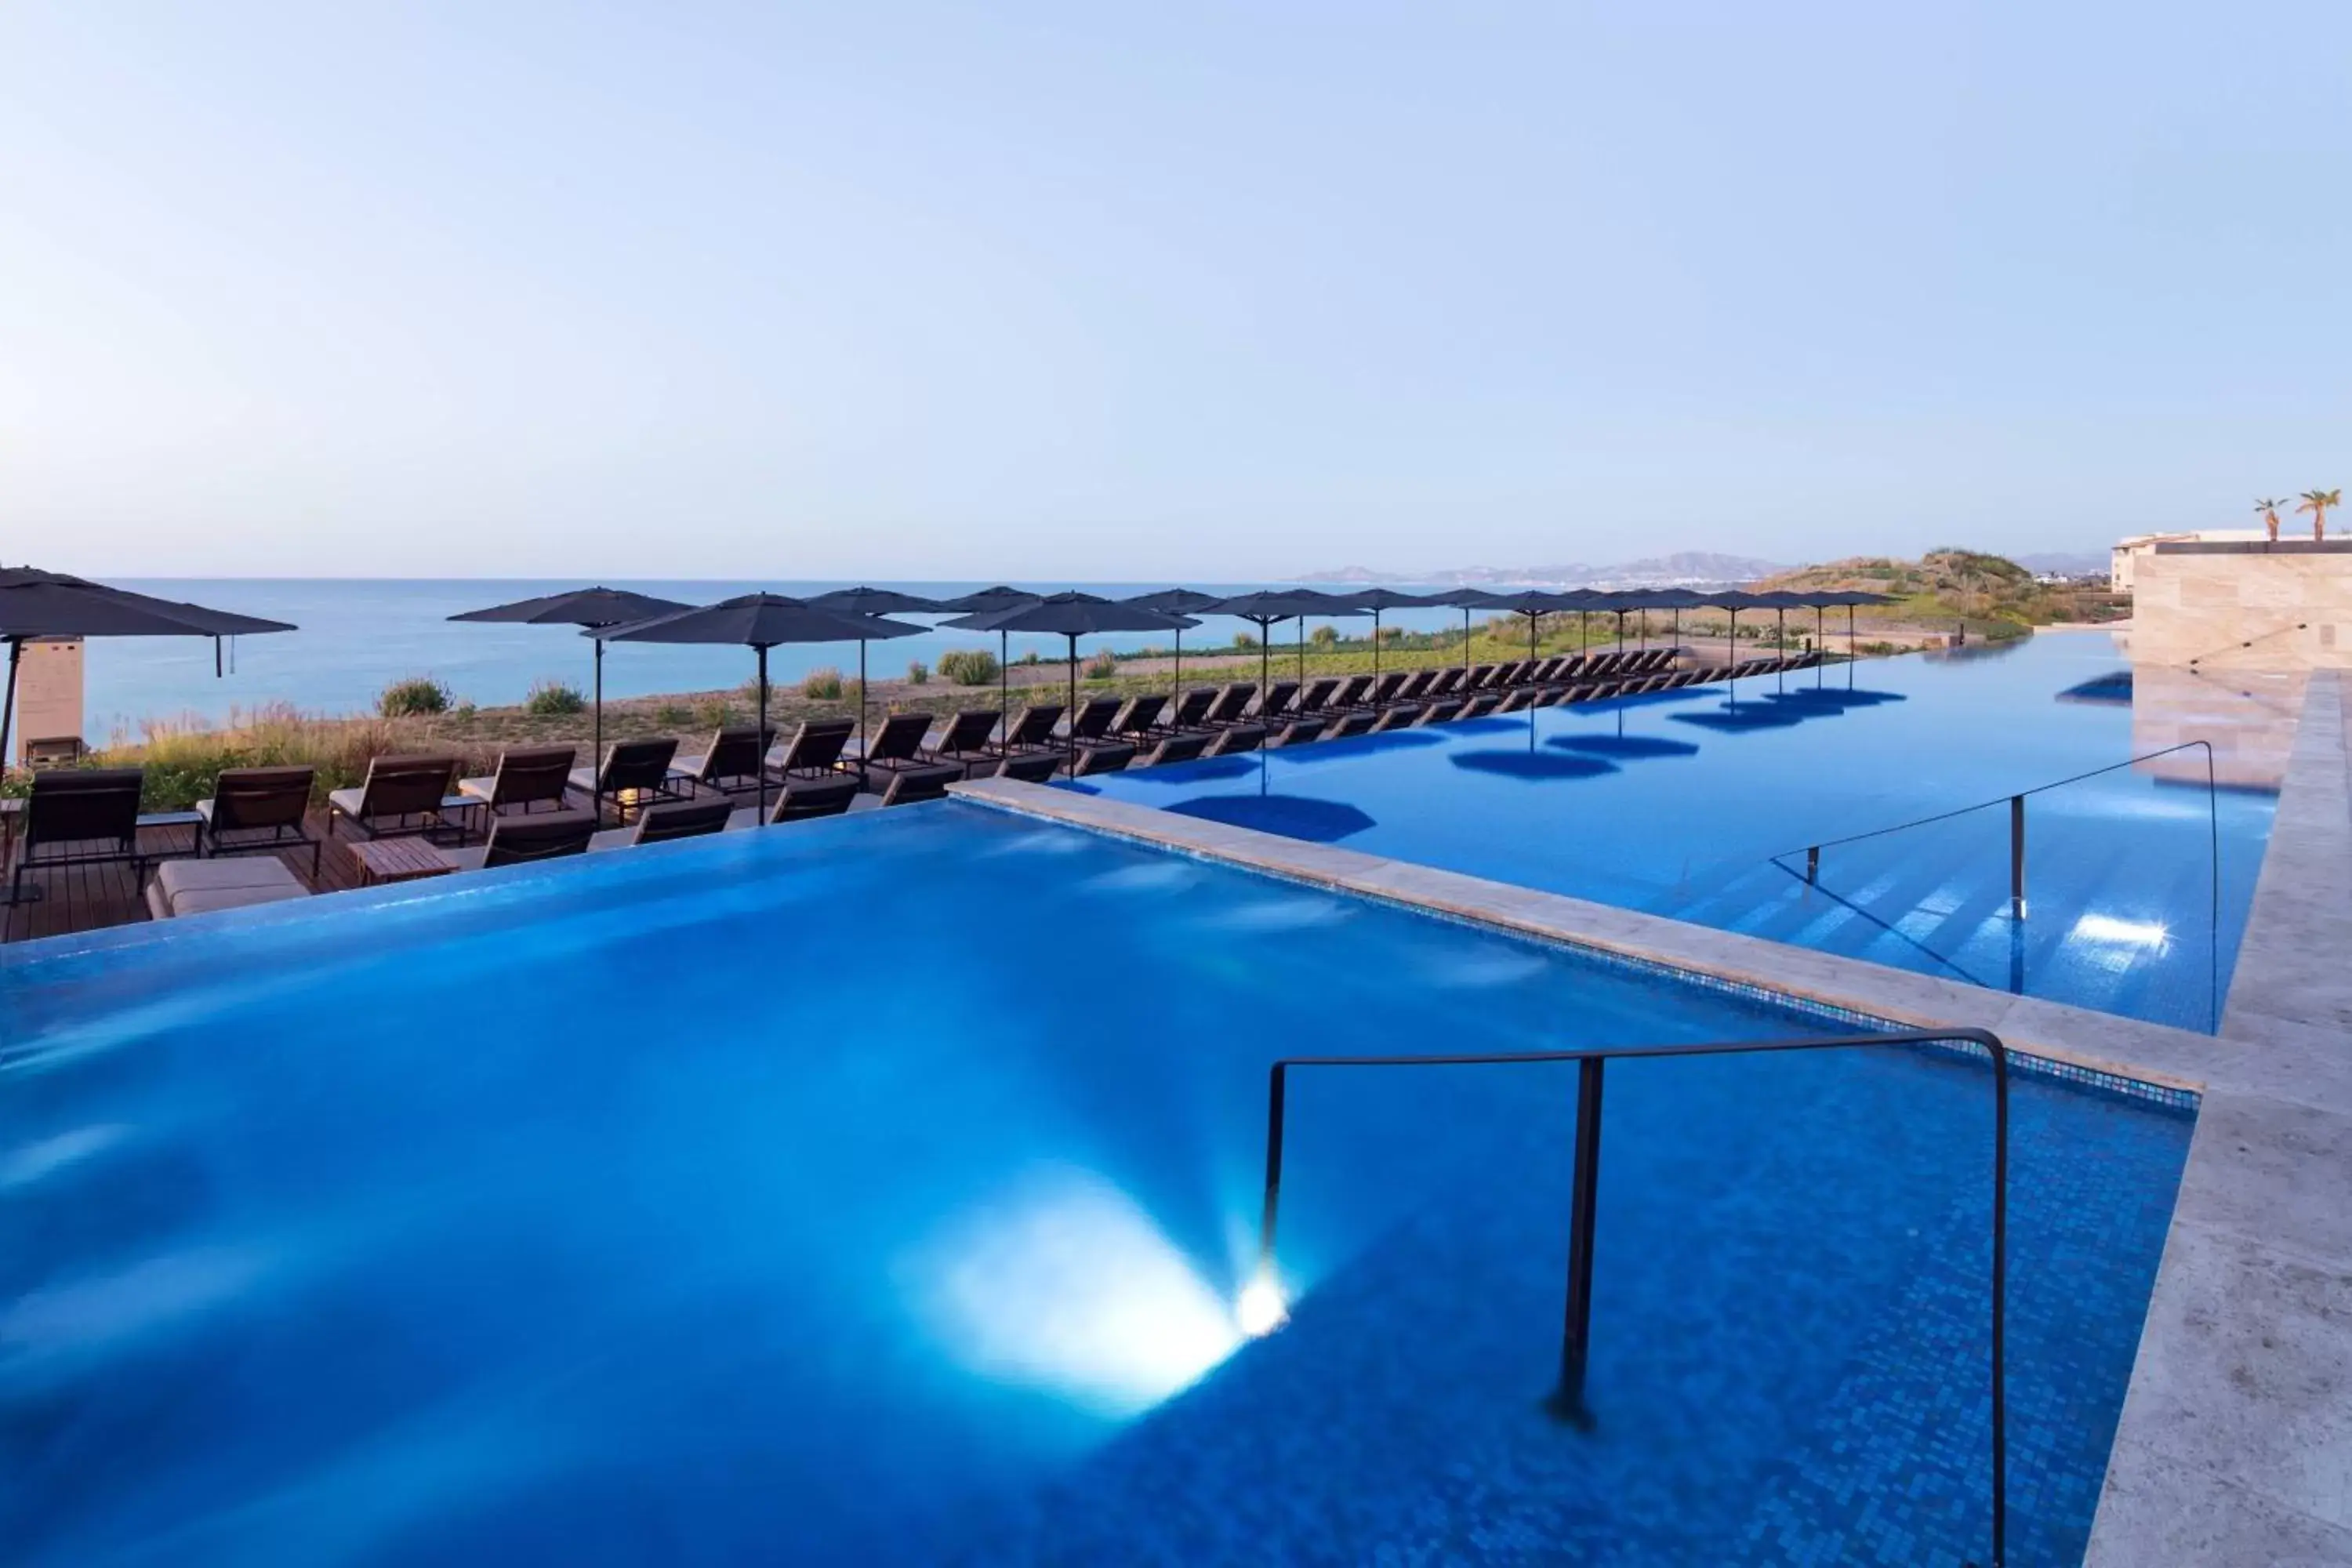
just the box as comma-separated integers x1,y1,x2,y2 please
2,805,2190,1564
1072,633,2294,1031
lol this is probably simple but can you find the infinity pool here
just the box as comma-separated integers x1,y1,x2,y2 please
1073,633,2294,1030
1,804,2190,1565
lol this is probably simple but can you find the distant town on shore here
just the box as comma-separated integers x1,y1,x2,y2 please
1298,547,2112,589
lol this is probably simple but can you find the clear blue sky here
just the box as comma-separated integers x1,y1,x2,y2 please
3,2,2347,579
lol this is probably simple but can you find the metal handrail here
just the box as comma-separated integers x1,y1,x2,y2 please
1254,1027,2012,1568
1769,740,2220,1027
2185,619,2308,669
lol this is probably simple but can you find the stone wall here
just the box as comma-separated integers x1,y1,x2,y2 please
2127,543,2352,670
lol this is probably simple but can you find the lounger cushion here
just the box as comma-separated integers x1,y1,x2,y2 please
147,856,307,920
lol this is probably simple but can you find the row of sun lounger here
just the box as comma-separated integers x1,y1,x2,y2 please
5,649,1827,926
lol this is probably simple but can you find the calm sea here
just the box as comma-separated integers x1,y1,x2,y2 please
86,580,1471,735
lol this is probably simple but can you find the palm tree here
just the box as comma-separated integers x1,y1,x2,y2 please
2297,488,2342,542
2256,497,2288,542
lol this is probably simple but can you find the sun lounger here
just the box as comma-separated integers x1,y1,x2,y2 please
1416,697,1465,725
1463,664,1498,691
445,809,598,870
992,705,1065,757
1109,694,1167,741
460,746,578,821
1255,681,1301,720
7,769,152,911
1458,693,1501,719
1426,666,1465,698
993,751,1065,783
1269,715,1327,747
876,762,964,805
565,739,686,817
145,855,308,920
1370,703,1422,731
925,709,1002,775
1069,742,1138,778
1325,710,1376,739
1327,675,1371,710
1205,723,1265,755
328,754,467,840
767,717,857,779
590,797,734,851
1392,669,1436,702
1066,697,1123,744
1495,688,1534,713
666,729,771,797
195,764,321,877
731,773,863,826
1136,730,1212,768
1356,671,1407,710
1294,678,1340,715
1165,688,1218,732
855,713,938,785
1200,684,1258,728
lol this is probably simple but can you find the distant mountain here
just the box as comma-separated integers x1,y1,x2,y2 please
1299,552,1788,589
2008,550,2111,577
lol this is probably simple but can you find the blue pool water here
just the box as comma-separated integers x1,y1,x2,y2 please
1,805,2190,1565
1073,633,2293,1031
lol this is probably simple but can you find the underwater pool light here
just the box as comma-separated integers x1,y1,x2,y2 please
2072,913,2169,947
1236,1274,1288,1338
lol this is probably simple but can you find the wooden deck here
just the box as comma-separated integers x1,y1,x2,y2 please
0,807,372,946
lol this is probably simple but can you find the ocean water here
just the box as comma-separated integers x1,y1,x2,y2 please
77,580,1474,734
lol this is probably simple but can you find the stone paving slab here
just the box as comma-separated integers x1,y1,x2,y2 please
955,673,2352,1564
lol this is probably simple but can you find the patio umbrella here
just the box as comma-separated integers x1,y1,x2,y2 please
1748,590,1814,657
1202,591,1341,698
1626,588,1707,653
1281,590,1369,684
960,593,1193,765
449,586,691,818
1697,590,1772,673
1814,590,1897,653
1471,590,1580,666
1336,588,1440,677
0,568,297,771
1425,588,1497,673
806,587,951,755
1126,589,1223,712
599,594,923,818
938,588,1045,741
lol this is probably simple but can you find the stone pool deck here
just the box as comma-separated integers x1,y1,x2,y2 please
953,673,2352,1564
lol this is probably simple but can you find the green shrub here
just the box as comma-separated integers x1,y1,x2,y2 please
1083,650,1119,680
1018,649,1040,666
906,660,930,685
451,701,478,721
379,676,451,717
655,700,693,726
1310,623,1339,647
1233,630,1258,650
695,695,737,728
801,666,845,700
524,679,586,717
938,648,1001,686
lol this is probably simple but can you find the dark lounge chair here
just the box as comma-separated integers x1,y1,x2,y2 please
459,746,578,822
1200,684,1258,728
856,713,938,785
1392,669,1436,702
1327,674,1371,710
739,773,863,825
1425,666,1465,698
1370,703,1422,731
328,754,466,840
446,809,598,870
1109,694,1167,742
1205,723,1265,756
768,717,857,779
877,763,965,805
195,764,322,877
1069,742,1138,778
1137,730,1211,768
1294,677,1340,715
591,797,734,851
1458,693,1501,719
1354,671,1407,710
567,739,686,819
1416,697,1465,725
6,768,152,915
1165,688,1218,732
1255,681,1301,720
1325,710,1376,739
1269,715,1327,747
1066,696,1123,744
926,709,1002,775
992,705,1065,757
667,729,772,797
993,750,1065,783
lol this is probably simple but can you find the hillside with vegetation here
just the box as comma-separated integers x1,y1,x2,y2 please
1757,549,2126,641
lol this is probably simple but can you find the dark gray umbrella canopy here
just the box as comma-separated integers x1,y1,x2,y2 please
1322,588,1439,675
450,588,693,794
1123,590,1222,706
806,586,949,616
933,586,1041,615
962,593,1193,760
0,568,298,771
1205,591,1360,691
1468,589,1580,662
1424,586,1501,670
601,595,923,815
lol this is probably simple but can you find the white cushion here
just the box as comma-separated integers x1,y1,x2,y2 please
149,856,306,919
325,786,365,818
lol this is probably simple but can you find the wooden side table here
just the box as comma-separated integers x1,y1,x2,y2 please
348,836,456,887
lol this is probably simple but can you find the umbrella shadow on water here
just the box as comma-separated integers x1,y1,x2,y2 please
1444,717,1531,735
1548,734,1700,759
1116,757,1264,786
1763,688,1907,710
1275,731,1445,764
1164,793,1378,843
1448,750,1621,781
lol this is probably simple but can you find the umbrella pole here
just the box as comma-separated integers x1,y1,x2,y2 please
757,644,771,819
1461,608,1471,673
1174,628,1182,711
593,636,605,826
1067,634,1079,773
1000,630,1010,746
0,637,20,775
858,640,869,760
1373,610,1381,677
